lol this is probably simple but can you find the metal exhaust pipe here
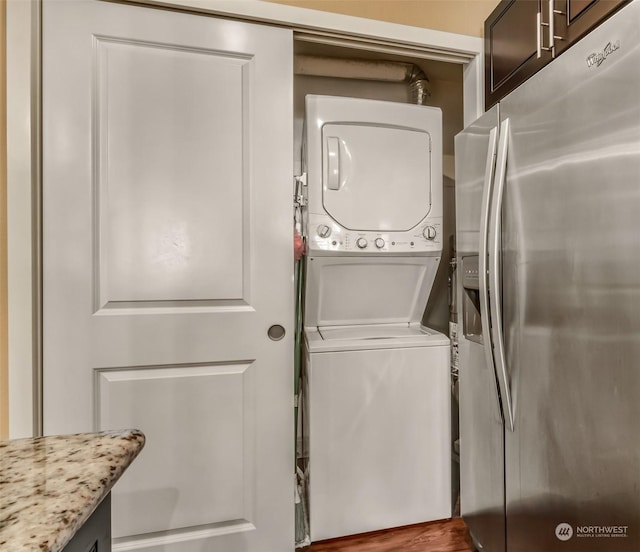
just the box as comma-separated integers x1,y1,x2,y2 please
294,55,431,104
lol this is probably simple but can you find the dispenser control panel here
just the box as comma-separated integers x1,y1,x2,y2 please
461,257,480,290
461,255,483,345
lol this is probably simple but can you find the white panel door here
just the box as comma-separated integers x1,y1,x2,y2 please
42,2,293,551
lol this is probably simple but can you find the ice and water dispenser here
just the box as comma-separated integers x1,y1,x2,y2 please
461,256,483,344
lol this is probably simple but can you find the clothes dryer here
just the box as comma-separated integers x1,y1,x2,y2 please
303,95,442,257
301,96,451,541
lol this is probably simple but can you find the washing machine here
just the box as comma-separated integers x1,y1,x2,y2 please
302,96,452,541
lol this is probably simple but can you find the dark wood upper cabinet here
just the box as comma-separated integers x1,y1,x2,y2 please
553,0,628,55
485,0,629,110
485,0,551,110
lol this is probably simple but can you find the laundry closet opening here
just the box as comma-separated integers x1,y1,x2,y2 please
292,34,465,545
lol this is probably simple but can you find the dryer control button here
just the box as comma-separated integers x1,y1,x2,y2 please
356,237,368,249
317,224,332,238
423,225,437,240
375,238,385,249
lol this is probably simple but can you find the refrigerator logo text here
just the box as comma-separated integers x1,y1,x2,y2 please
586,40,621,68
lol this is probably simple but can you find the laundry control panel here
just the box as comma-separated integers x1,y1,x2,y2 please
307,214,442,254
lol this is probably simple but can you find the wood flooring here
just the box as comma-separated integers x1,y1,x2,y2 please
302,517,476,552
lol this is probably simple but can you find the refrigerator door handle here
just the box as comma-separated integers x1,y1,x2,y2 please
488,118,515,432
478,126,504,425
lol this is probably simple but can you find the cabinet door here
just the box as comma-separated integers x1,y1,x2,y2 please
553,0,629,55
484,0,552,110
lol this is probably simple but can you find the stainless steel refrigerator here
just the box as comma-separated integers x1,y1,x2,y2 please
455,2,640,551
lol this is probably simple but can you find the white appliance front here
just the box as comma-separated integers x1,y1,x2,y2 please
304,256,440,329
304,95,442,255
321,123,431,231
301,95,450,542
305,323,449,353
305,340,452,541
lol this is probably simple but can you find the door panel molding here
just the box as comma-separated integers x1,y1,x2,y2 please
96,361,256,538
92,37,253,308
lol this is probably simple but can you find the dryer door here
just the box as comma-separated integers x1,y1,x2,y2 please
322,123,432,231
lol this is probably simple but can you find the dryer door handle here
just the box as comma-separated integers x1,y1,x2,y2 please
327,137,341,191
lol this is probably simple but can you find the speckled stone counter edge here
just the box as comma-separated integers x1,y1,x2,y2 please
0,429,145,552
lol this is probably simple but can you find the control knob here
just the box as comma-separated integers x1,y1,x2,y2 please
356,237,368,249
317,224,331,238
374,238,385,249
423,225,437,240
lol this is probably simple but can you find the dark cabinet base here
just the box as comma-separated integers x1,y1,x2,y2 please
63,494,111,552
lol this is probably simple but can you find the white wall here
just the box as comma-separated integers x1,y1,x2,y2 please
263,0,500,37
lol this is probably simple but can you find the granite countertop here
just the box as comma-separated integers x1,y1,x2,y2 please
0,429,145,551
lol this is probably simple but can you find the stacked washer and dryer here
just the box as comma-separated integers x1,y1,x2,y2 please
301,95,452,542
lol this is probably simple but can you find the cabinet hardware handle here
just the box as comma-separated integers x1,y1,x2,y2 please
553,6,565,41
538,1,564,56
548,1,566,52
536,11,545,58
537,2,553,57
548,0,555,53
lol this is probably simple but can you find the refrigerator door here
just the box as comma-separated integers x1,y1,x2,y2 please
499,2,640,550
455,106,499,258
455,106,506,552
